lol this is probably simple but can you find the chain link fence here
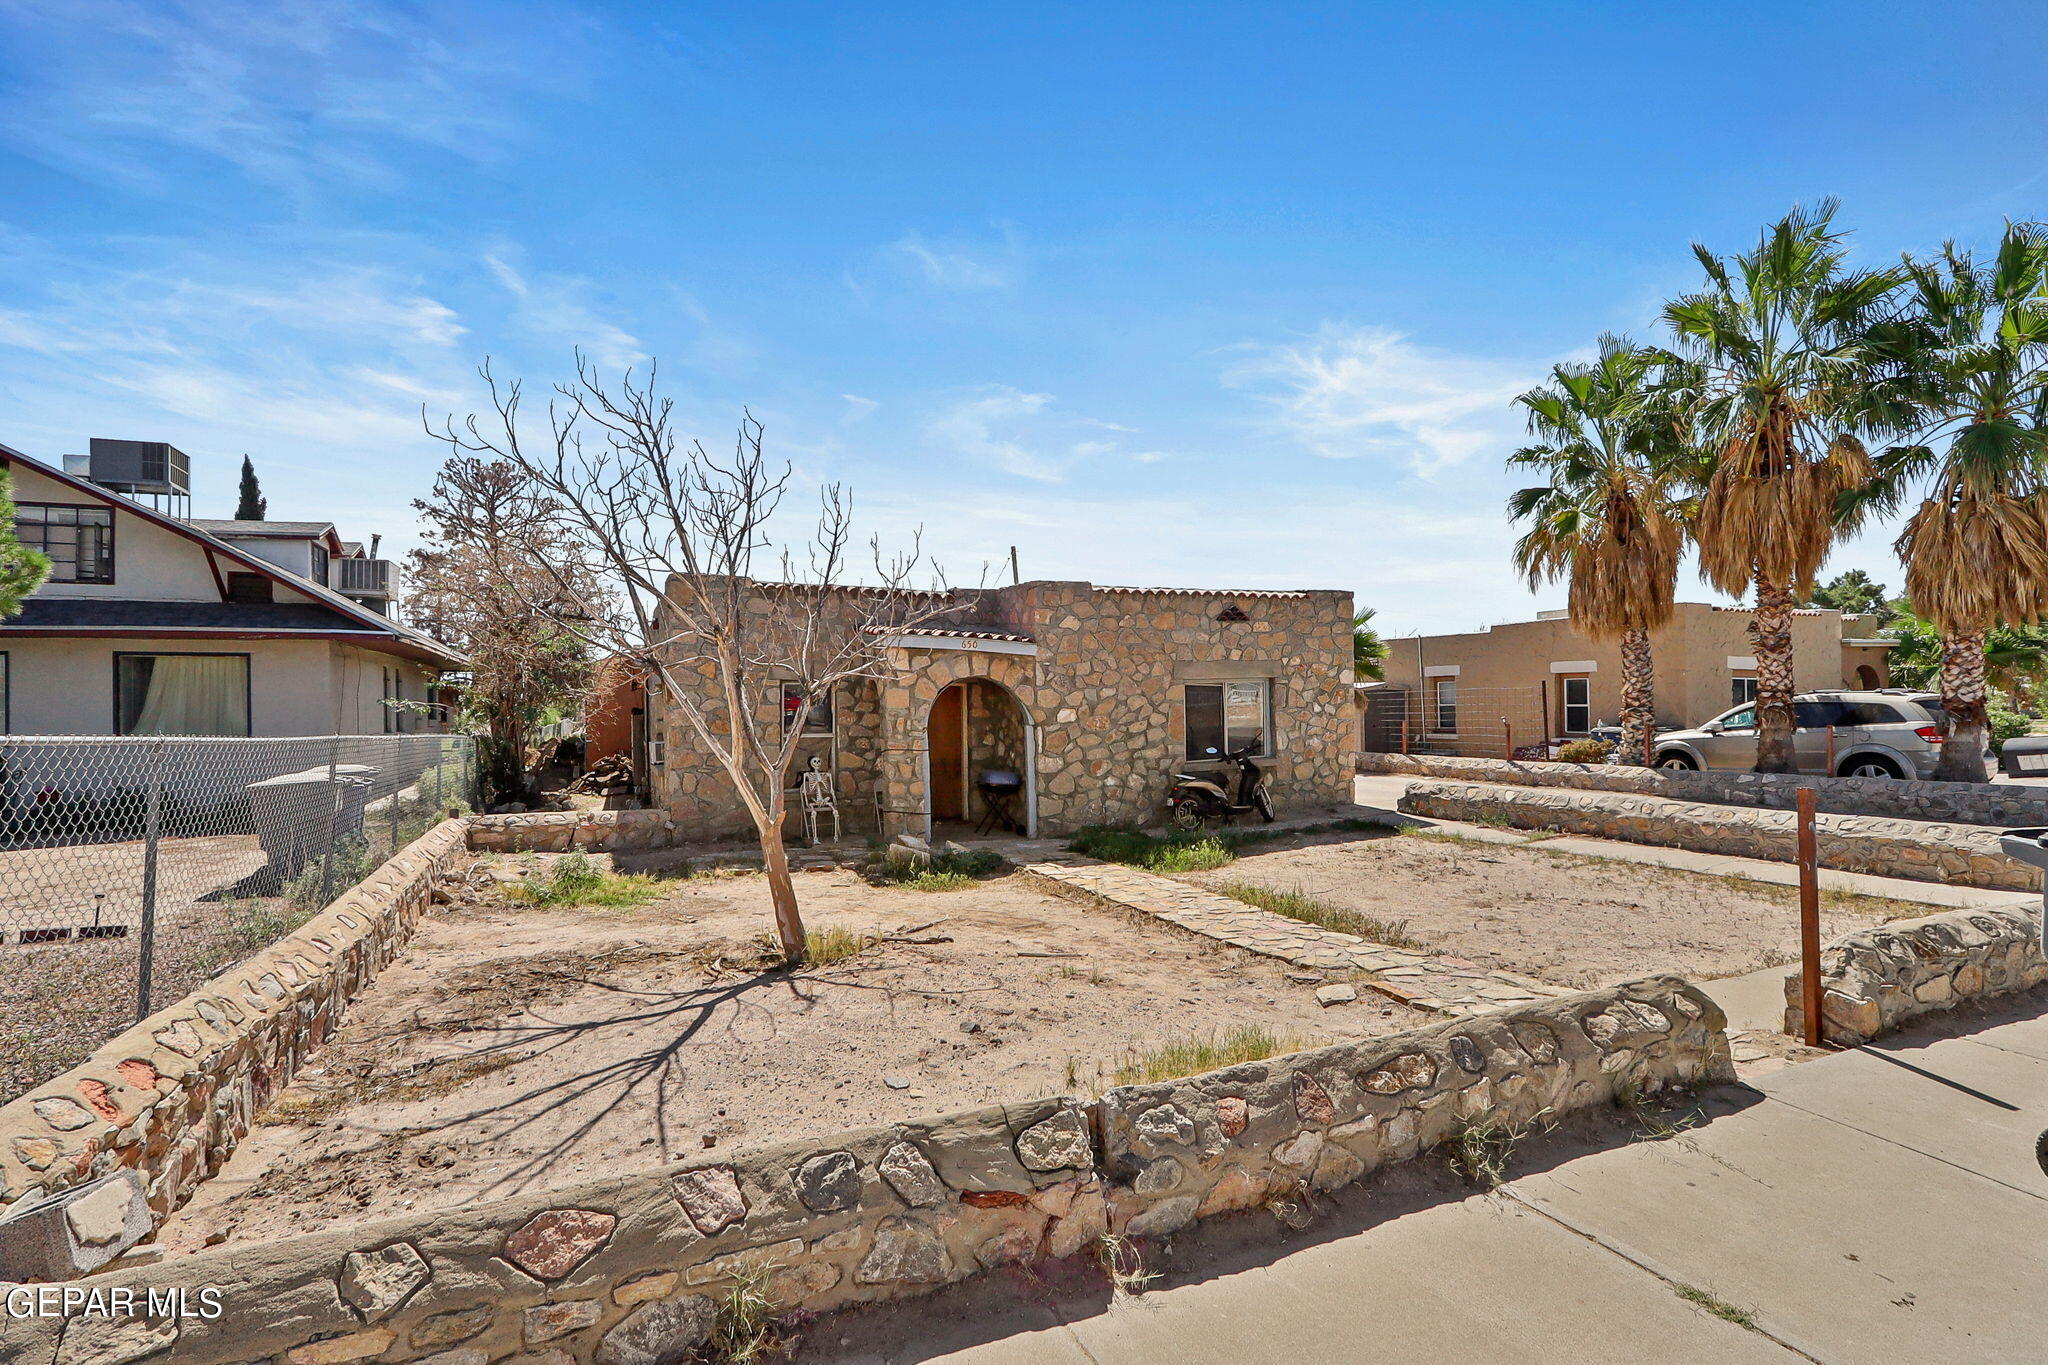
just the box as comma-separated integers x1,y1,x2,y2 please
1358,684,1551,760
0,734,476,1103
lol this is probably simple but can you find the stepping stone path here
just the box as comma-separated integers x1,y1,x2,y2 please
1014,853,1565,1016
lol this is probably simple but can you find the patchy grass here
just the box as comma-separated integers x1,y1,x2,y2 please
1113,1023,1305,1085
1211,879,1430,951
799,926,880,966
503,853,664,909
1616,1081,1702,1142
1445,1108,1550,1189
705,1260,790,1364
1095,1232,1160,1295
1070,825,1242,872
1674,1284,1760,1331
868,849,1006,891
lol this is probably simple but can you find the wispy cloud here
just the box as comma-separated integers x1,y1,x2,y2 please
484,252,647,370
924,386,1155,482
0,0,595,195
1227,323,1545,477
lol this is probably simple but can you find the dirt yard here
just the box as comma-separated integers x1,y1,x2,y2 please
1185,828,1921,989
156,857,1431,1253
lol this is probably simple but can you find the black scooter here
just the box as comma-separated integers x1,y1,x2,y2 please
1167,734,1275,830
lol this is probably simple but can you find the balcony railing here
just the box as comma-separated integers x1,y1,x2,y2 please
333,557,397,599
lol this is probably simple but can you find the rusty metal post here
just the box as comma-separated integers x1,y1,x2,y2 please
1826,725,1837,775
1401,713,1409,755
1502,718,1512,761
1797,786,1822,1047
1643,721,1654,768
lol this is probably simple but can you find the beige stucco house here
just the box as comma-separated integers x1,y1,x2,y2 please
0,441,464,737
649,578,1355,840
1369,602,1893,754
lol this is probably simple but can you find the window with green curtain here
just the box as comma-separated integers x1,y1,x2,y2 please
115,654,250,735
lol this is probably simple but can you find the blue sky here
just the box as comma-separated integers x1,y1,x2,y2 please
2,1,2045,634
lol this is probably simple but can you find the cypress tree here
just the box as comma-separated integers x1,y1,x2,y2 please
235,455,267,520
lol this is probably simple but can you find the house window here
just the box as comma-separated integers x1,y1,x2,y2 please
114,654,250,735
1432,678,1458,734
1561,676,1591,735
226,572,272,603
382,667,399,734
1184,680,1272,759
780,682,834,735
649,730,666,767
310,543,330,586
18,504,114,584
1730,677,1759,707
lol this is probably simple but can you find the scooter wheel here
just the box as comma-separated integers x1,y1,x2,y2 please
1169,800,1206,832
1254,788,1275,823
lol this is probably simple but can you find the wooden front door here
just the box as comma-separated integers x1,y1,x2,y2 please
929,685,966,820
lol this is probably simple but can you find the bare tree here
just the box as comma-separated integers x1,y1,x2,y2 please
426,355,956,961
408,455,603,804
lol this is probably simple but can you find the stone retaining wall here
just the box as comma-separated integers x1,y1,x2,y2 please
1783,907,2046,1044
1096,976,1730,1235
0,820,471,1234
6,979,1730,1364
1399,780,2037,892
463,809,674,854
1357,751,2048,829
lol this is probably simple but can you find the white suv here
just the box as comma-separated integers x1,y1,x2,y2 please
1651,690,1977,780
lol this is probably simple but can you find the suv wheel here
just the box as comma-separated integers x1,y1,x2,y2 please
1655,751,1697,771
1840,756,1903,779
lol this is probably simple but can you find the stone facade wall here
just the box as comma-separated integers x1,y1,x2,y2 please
1096,977,1731,1236
1783,907,2046,1045
464,809,676,854
0,820,470,1231
649,579,1355,841
11,980,1728,1363
1358,750,2048,829
1398,780,2039,892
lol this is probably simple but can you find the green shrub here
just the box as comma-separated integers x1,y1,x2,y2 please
1114,1024,1305,1085
1988,701,2031,756
1068,825,1239,872
868,848,1006,889
503,852,663,909
1555,738,1614,764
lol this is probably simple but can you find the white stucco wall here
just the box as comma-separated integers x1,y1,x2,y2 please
0,637,440,736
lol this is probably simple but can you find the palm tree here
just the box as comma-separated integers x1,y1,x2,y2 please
1869,224,2048,780
1352,608,1387,681
1508,336,1690,765
1663,201,1911,772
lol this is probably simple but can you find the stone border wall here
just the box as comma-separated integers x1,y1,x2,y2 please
1399,780,2038,892
464,809,674,854
7,978,1728,1365
0,820,471,1229
1357,751,2048,829
1783,907,2046,1044
1095,976,1731,1237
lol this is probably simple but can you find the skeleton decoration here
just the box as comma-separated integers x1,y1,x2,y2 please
799,754,839,846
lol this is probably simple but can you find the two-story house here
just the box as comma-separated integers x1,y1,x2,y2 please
0,438,464,736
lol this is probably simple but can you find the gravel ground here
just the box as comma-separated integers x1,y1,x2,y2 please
1185,827,1915,989
155,859,1432,1254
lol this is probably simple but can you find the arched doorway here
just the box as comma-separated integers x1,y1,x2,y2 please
1855,664,1881,690
924,678,1037,840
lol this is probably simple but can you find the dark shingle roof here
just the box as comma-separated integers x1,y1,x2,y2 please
183,519,336,538
4,599,369,631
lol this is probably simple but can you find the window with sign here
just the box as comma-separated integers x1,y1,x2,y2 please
1184,680,1271,759
780,682,834,735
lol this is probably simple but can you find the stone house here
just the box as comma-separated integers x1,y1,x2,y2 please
647,578,1354,840
1369,601,1893,755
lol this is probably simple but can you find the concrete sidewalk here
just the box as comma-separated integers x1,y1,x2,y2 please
820,995,2048,1364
